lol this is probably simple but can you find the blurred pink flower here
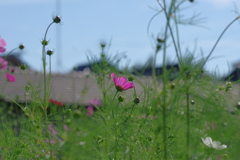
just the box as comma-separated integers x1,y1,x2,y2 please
0,57,8,70
88,99,102,106
46,139,56,144
0,37,6,53
86,99,102,116
48,124,57,135
87,106,93,116
5,73,15,82
64,124,70,131
111,73,134,91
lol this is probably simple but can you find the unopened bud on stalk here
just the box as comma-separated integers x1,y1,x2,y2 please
25,85,30,91
41,40,49,46
128,76,134,81
100,42,106,48
53,16,61,24
157,38,164,43
19,44,25,50
11,68,15,73
134,97,140,104
46,50,54,56
118,95,124,102
20,64,27,70
191,100,195,105
170,82,175,89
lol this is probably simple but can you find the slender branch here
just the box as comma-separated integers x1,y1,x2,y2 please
202,16,240,68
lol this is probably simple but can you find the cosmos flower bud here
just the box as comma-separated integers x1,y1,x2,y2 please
46,50,54,56
20,64,27,70
11,68,15,73
225,81,232,92
170,82,175,89
128,76,134,82
53,16,61,24
19,44,25,50
191,100,195,105
134,97,140,104
41,40,49,46
157,38,164,43
100,42,106,48
118,95,124,102
25,85,30,91
237,102,240,110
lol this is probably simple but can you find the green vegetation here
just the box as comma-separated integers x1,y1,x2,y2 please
1,0,240,159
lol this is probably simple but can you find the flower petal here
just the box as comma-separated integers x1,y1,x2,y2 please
216,145,227,150
123,82,134,90
0,38,6,47
201,137,212,147
116,76,127,86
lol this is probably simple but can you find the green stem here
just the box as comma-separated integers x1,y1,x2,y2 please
186,91,190,160
202,16,240,68
42,22,54,109
160,0,174,159
3,47,18,60
111,91,118,118
41,21,54,159
114,102,120,160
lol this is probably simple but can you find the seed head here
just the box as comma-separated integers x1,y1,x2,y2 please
53,16,61,24
118,95,124,102
100,42,106,48
157,38,164,43
19,44,25,50
20,64,27,70
128,76,134,82
46,50,54,56
134,97,140,104
25,85,30,91
41,40,49,46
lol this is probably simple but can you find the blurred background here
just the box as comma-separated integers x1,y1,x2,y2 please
0,0,240,77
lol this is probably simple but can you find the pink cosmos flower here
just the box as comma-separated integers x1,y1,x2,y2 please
64,124,70,131
86,99,102,116
0,38,6,53
48,124,57,135
5,73,15,82
0,57,8,70
88,99,102,106
110,73,134,91
87,106,93,116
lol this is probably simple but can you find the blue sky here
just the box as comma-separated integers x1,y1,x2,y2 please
0,0,240,77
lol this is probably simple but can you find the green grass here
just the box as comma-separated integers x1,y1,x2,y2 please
1,0,240,159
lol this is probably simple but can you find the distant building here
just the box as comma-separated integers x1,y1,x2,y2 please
132,64,180,79
1,53,29,68
0,68,102,105
74,60,120,73
224,62,240,81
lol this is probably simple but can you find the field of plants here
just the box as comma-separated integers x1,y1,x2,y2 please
1,0,240,159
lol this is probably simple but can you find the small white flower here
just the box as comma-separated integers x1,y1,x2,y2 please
201,137,227,150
